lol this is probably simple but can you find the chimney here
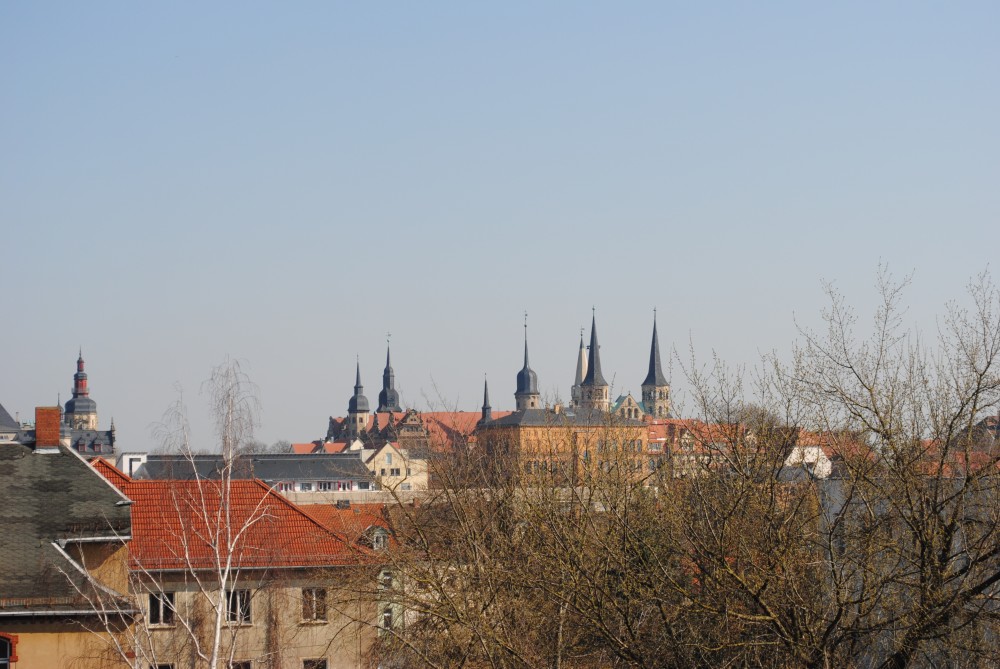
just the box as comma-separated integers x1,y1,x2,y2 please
35,406,62,448
335,500,351,509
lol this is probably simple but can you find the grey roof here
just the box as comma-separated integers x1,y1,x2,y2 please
582,314,608,387
0,443,132,615
0,403,17,430
348,362,370,414
642,317,669,387
134,453,373,482
378,345,402,412
482,407,645,428
65,395,97,415
515,339,539,396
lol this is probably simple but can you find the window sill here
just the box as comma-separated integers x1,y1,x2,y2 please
299,619,328,626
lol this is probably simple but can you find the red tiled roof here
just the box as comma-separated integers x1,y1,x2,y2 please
104,476,373,571
422,411,513,450
91,458,133,489
300,503,391,544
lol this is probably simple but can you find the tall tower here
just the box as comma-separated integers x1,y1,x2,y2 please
570,330,588,409
346,361,370,438
65,350,98,430
514,320,540,411
579,312,610,412
377,340,402,413
480,376,493,424
641,312,671,418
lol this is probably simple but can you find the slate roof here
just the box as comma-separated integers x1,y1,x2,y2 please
0,403,17,430
0,443,132,615
134,453,373,483
482,407,645,429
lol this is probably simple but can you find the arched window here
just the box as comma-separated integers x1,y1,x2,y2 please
0,633,19,666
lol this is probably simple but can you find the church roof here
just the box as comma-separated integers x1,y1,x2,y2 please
582,314,608,387
642,317,668,387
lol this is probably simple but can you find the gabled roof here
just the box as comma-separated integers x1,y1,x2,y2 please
0,443,132,614
91,457,133,489
110,477,373,571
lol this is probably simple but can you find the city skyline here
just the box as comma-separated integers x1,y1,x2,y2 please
3,3,998,449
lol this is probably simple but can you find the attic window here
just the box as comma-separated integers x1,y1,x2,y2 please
372,530,388,550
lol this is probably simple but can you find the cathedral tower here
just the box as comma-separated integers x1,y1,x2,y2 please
641,313,671,418
579,313,610,412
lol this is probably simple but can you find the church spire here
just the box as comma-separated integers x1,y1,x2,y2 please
642,311,668,387
571,328,588,408
582,311,607,387
378,334,402,413
347,359,370,438
515,313,540,410
641,310,671,418
480,375,493,424
580,310,610,412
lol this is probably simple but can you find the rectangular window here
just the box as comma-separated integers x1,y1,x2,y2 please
302,588,327,622
380,468,386,476
231,663,252,669
226,589,252,624
358,481,370,490
386,453,392,465
401,483,411,491
317,481,332,491
303,660,327,669
406,468,411,476
148,591,174,626
300,482,313,492
390,468,401,477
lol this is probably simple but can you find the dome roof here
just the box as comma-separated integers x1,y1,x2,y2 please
515,340,538,396
348,392,369,414
66,396,97,414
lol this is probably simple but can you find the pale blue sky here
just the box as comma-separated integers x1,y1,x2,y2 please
2,3,998,450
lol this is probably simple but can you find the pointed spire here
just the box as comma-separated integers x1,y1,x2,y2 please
348,358,370,415
515,312,539,408
582,311,607,387
378,336,402,413
574,328,588,386
642,310,668,387
481,375,493,423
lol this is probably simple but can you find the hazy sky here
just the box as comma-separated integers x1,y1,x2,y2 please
3,3,998,451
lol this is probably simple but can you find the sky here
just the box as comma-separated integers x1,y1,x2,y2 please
2,2,999,451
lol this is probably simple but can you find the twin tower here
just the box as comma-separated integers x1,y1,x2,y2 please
512,313,671,419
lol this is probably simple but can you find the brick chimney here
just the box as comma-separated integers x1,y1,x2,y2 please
35,406,62,448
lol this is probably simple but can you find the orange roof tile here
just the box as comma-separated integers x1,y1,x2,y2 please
113,478,373,571
299,503,392,544
91,457,133,489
